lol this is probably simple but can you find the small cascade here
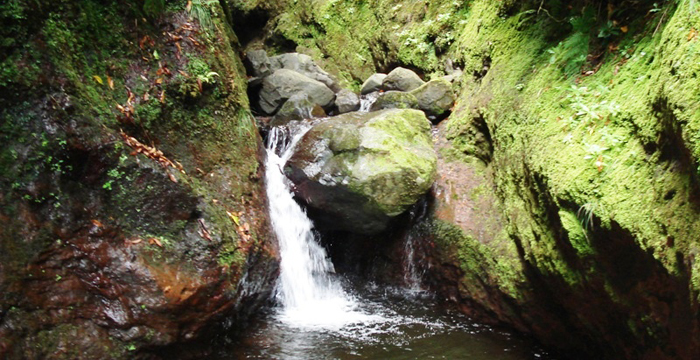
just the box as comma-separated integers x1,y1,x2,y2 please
402,199,430,292
359,92,380,112
265,122,375,329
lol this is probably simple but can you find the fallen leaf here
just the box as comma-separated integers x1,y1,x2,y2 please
155,78,163,85
93,75,103,85
186,0,192,12
91,219,103,228
149,237,163,247
107,76,114,89
163,286,171,293
620,26,628,33
226,211,240,225
689,28,698,41
160,90,165,103
143,92,150,101
168,172,178,183
175,42,182,59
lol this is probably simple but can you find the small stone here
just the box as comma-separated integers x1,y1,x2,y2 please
335,89,361,114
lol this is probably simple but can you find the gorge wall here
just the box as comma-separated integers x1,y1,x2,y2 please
2,0,700,359
231,0,700,358
0,1,278,358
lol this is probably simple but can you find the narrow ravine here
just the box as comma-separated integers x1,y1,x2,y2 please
215,112,557,359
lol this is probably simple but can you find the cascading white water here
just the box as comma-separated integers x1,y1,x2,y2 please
359,92,380,112
265,122,377,329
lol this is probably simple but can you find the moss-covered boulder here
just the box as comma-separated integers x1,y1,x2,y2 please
410,78,455,120
286,109,437,234
370,91,419,111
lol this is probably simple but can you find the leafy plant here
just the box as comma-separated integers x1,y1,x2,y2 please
577,202,598,233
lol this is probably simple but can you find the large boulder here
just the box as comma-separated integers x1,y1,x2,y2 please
360,73,387,94
286,109,437,234
409,78,455,119
370,91,419,111
335,89,361,114
382,67,425,92
269,53,341,92
258,69,335,115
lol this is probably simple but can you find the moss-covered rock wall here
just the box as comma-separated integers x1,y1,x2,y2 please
0,1,277,358
231,0,700,358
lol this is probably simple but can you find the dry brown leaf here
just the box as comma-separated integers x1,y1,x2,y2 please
159,90,165,104
155,78,163,85
186,0,192,12
91,219,103,228
167,172,178,183
143,92,150,101
107,76,114,89
689,28,698,41
163,286,171,293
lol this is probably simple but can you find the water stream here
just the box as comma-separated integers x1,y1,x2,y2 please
224,102,556,359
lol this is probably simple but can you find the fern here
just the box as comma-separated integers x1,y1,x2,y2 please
189,0,218,33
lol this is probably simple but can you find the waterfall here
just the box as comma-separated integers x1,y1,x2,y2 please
359,92,380,112
265,122,374,329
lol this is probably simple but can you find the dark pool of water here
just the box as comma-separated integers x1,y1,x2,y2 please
216,282,557,360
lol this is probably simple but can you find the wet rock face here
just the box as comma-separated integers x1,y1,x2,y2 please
270,92,327,127
285,109,438,234
0,3,278,359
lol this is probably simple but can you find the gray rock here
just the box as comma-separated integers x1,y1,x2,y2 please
270,93,327,127
258,69,335,115
360,73,387,95
409,78,455,119
382,67,425,92
335,89,361,114
286,109,437,234
269,53,341,92
245,49,272,78
370,91,419,112
442,69,463,83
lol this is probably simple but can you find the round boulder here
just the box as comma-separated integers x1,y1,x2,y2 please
286,109,438,234
258,69,335,115
370,91,419,112
361,73,387,95
410,78,455,119
382,67,425,92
